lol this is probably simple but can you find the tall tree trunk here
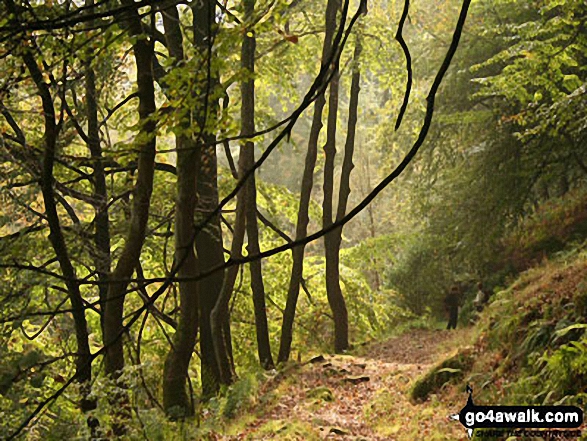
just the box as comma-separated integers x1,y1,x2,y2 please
161,5,201,416
83,3,109,431
163,135,200,415
85,0,111,339
211,153,246,386
196,145,226,397
278,0,341,363
330,35,362,352
241,0,275,370
193,0,226,398
247,191,275,369
321,0,348,353
102,3,157,434
11,3,93,409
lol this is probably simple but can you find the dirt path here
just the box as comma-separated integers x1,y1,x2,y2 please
219,328,472,440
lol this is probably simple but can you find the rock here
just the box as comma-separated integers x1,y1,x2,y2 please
309,355,326,364
329,426,349,435
410,348,474,402
342,375,370,384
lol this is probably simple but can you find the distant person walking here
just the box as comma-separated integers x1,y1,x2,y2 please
445,286,460,330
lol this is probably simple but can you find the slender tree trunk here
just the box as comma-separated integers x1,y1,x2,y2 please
103,5,156,376
323,94,349,353
83,3,109,430
196,144,226,397
330,35,362,352
192,0,226,398
102,4,157,434
241,0,275,369
38,87,94,399
160,5,201,417
247,199,275,369
163,134,200,415
321,0,349,352
211,154,246,386
278,0,341,363
85,0,110,338
14,17,93,406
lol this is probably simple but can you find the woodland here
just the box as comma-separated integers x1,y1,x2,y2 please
0,0,586,439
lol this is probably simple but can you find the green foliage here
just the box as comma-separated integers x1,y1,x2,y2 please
471,0,587,140
540,335,587,402
1,0,586,436
208,372,259,421
462,246,587,406
385,232,455,316
504,189,587,271
384,0,587,318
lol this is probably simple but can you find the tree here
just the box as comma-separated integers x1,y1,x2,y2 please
278,0,344,363
101,1,157,433
323,32,363,352
0,0,474,436
192,0,228,398
4,0,94,413
240,0,275,370
161,2,201,416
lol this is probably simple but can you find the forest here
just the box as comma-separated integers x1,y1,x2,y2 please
0,0,586,439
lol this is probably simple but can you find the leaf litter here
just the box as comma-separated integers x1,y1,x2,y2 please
213,328,472,440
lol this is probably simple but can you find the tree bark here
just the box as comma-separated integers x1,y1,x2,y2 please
241,0,275,370
192,0,226,398
196,144,226,396
330,35,363,353
15,19,93,406
85,0,111,337
83,4,109,430
102,5,157,434
211,153,246,386
322,40,349,353
321,0,349,353
163,134,200,415
278,0,341,363
161,4,201,416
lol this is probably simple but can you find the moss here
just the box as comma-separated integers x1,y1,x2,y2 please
254,419,321,440
306,386,334,402
410,349,474,402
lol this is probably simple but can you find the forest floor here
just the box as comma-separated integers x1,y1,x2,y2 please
215,328,473,440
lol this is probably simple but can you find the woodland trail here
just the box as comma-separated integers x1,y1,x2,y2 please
219,328,472,440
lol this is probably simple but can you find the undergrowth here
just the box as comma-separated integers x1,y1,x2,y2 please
413,243,587,439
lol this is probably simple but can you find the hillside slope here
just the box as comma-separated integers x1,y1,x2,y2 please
201,244,587,440
410,244,587,440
